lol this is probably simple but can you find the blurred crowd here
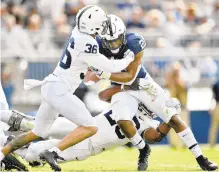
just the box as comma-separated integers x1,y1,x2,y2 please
1,0,219,58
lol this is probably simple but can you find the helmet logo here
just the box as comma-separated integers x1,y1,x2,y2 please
107,23,116,36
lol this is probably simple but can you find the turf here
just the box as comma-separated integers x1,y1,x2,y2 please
21,145,219,172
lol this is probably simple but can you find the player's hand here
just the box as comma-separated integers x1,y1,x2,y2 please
89,67,111,79
138,78,158,96
162,98,181,116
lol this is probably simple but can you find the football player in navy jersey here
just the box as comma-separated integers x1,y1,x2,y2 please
87,14,218,171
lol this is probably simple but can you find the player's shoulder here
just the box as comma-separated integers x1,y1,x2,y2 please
126,32,146,55
71,28,98,52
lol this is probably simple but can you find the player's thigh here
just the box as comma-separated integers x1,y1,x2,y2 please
59,139,91,161
127,84,171,123
42,81,96,127
56,92,96,127
111,92,139,121
32,100,59,138
47,117,78,139
25,139,60,162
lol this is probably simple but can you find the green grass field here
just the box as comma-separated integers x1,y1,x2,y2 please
21,145,219,172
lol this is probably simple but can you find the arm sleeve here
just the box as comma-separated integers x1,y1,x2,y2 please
79,52,133,73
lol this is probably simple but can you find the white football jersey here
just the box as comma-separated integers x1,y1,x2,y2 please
53,27,133,92
90,108,158,155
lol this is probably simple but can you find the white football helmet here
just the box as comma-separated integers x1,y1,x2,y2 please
76,5,108,35
100,14,126,54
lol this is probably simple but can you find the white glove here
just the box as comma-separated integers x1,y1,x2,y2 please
138,78,158,96
162,98,181,116
89,66,111,79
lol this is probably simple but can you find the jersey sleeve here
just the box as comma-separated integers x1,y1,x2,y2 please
76,36,134,72
79,51,134,73
127,33,146,55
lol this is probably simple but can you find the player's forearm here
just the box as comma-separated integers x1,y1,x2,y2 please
110,72,134,83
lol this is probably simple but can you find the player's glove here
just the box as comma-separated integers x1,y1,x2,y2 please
162,98,181,116
138,78,158,96
89,66,111,79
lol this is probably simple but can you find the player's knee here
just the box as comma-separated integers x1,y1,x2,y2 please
111,92,134,104
168,115,183,128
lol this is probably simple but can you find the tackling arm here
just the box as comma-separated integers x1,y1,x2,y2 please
109,51,143,83
79,52,134,73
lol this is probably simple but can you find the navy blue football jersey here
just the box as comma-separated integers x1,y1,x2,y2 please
96,33,147,84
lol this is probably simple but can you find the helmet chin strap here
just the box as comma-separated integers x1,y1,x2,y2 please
111,48,120,54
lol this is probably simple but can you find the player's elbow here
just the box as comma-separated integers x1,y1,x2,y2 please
99,90,112,103
122,73,135,83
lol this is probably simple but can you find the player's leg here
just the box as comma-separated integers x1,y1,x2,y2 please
111,92,144,148
0,83,9,111
110,92,151,171
44,91,97,151
24,137,91,163
0,83,34,131
46,117,78,139
129,74,218,171
38,81,97,171
0,98,58,161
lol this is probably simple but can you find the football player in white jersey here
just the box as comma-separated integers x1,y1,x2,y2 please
13,105,170,168
88,14,218,171
0,6,135,171
0,83,29,171
0,83,34,132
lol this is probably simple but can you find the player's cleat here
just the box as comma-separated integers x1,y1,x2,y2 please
137,144,151,171
29,161,44,167
39,150,65,171
1,154,28,171
196,155,218,171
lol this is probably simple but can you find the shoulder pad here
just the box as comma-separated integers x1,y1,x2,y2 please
74,35,99,53
126,33,146,55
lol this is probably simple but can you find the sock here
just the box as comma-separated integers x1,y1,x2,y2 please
49,147,61,153
130,132,145,149
0,150,5,161
178,128,203,158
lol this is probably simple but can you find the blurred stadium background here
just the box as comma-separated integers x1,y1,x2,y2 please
1,0,219,148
